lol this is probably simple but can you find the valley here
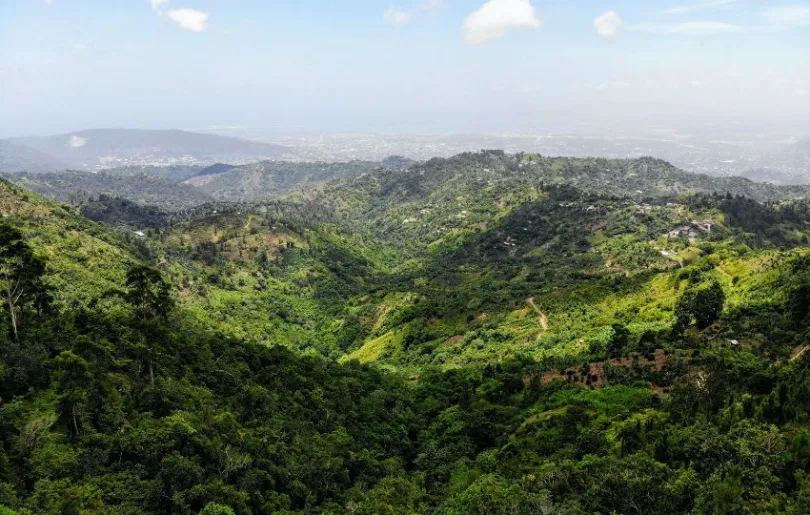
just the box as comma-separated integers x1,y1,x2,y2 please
0,149,809,513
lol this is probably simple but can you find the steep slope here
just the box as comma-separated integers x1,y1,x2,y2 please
0,178,376,354
273,151,810,266
333,191,810,370
151,205,380,353
0,187,425,513
0,178,145,308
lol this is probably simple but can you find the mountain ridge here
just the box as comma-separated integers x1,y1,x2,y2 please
3,129,296,172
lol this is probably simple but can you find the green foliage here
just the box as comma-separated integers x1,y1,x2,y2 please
788,257,810,329
124,265,174,322
198,503,235,515
675,280,726,330
1,155,810,513
194,160,381,202
9,171,212,211
0,223,50,340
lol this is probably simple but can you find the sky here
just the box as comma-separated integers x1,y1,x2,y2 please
0,0,809,138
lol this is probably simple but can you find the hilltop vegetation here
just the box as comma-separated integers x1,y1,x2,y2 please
99,164,205,182
1,151,810,514
11,151,810,220
6,171,213,211
187,160,383,202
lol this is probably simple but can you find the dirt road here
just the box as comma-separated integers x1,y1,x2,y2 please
526,297,549,331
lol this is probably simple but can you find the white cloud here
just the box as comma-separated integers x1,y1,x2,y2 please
463,0,541,45
762,4,810,28
167,8,209,32
67,135,87,149
630,21,741,36
384,6,412,26
593,11,622,39
663,0,739,15
149,1,209,32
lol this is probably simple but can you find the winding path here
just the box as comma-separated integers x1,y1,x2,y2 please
526,297,549,331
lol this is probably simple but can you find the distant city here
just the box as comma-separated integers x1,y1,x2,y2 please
2,127,808,185
252,130,809,185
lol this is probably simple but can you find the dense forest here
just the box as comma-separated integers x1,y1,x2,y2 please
1,152,810,514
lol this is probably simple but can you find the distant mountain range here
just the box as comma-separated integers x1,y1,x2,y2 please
0,140,71,174
4,129,809,186
0,129,295,173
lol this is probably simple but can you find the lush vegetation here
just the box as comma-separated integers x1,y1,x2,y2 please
6,172,212,210
1,151,810,514
188,160,384,202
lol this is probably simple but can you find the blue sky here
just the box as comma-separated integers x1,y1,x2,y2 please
1,0,808,137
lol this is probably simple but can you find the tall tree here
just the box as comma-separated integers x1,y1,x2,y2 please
674,280,725,330
0,224,50,340
124,264,173,322
124,264,174,386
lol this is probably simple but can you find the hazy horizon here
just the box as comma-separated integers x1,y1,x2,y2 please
2,0,809,139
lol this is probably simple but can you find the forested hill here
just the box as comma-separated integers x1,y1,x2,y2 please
2,153,810,514
287,151,810,216
6,151,810,218
185,160,382,202
270,151,810,262
7,171,214,211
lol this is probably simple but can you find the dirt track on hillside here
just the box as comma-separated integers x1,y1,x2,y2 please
526,297,549,331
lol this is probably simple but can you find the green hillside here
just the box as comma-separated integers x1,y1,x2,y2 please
0,179,145,308
187,160,383,202
6,171,213,210
1,154,810,514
